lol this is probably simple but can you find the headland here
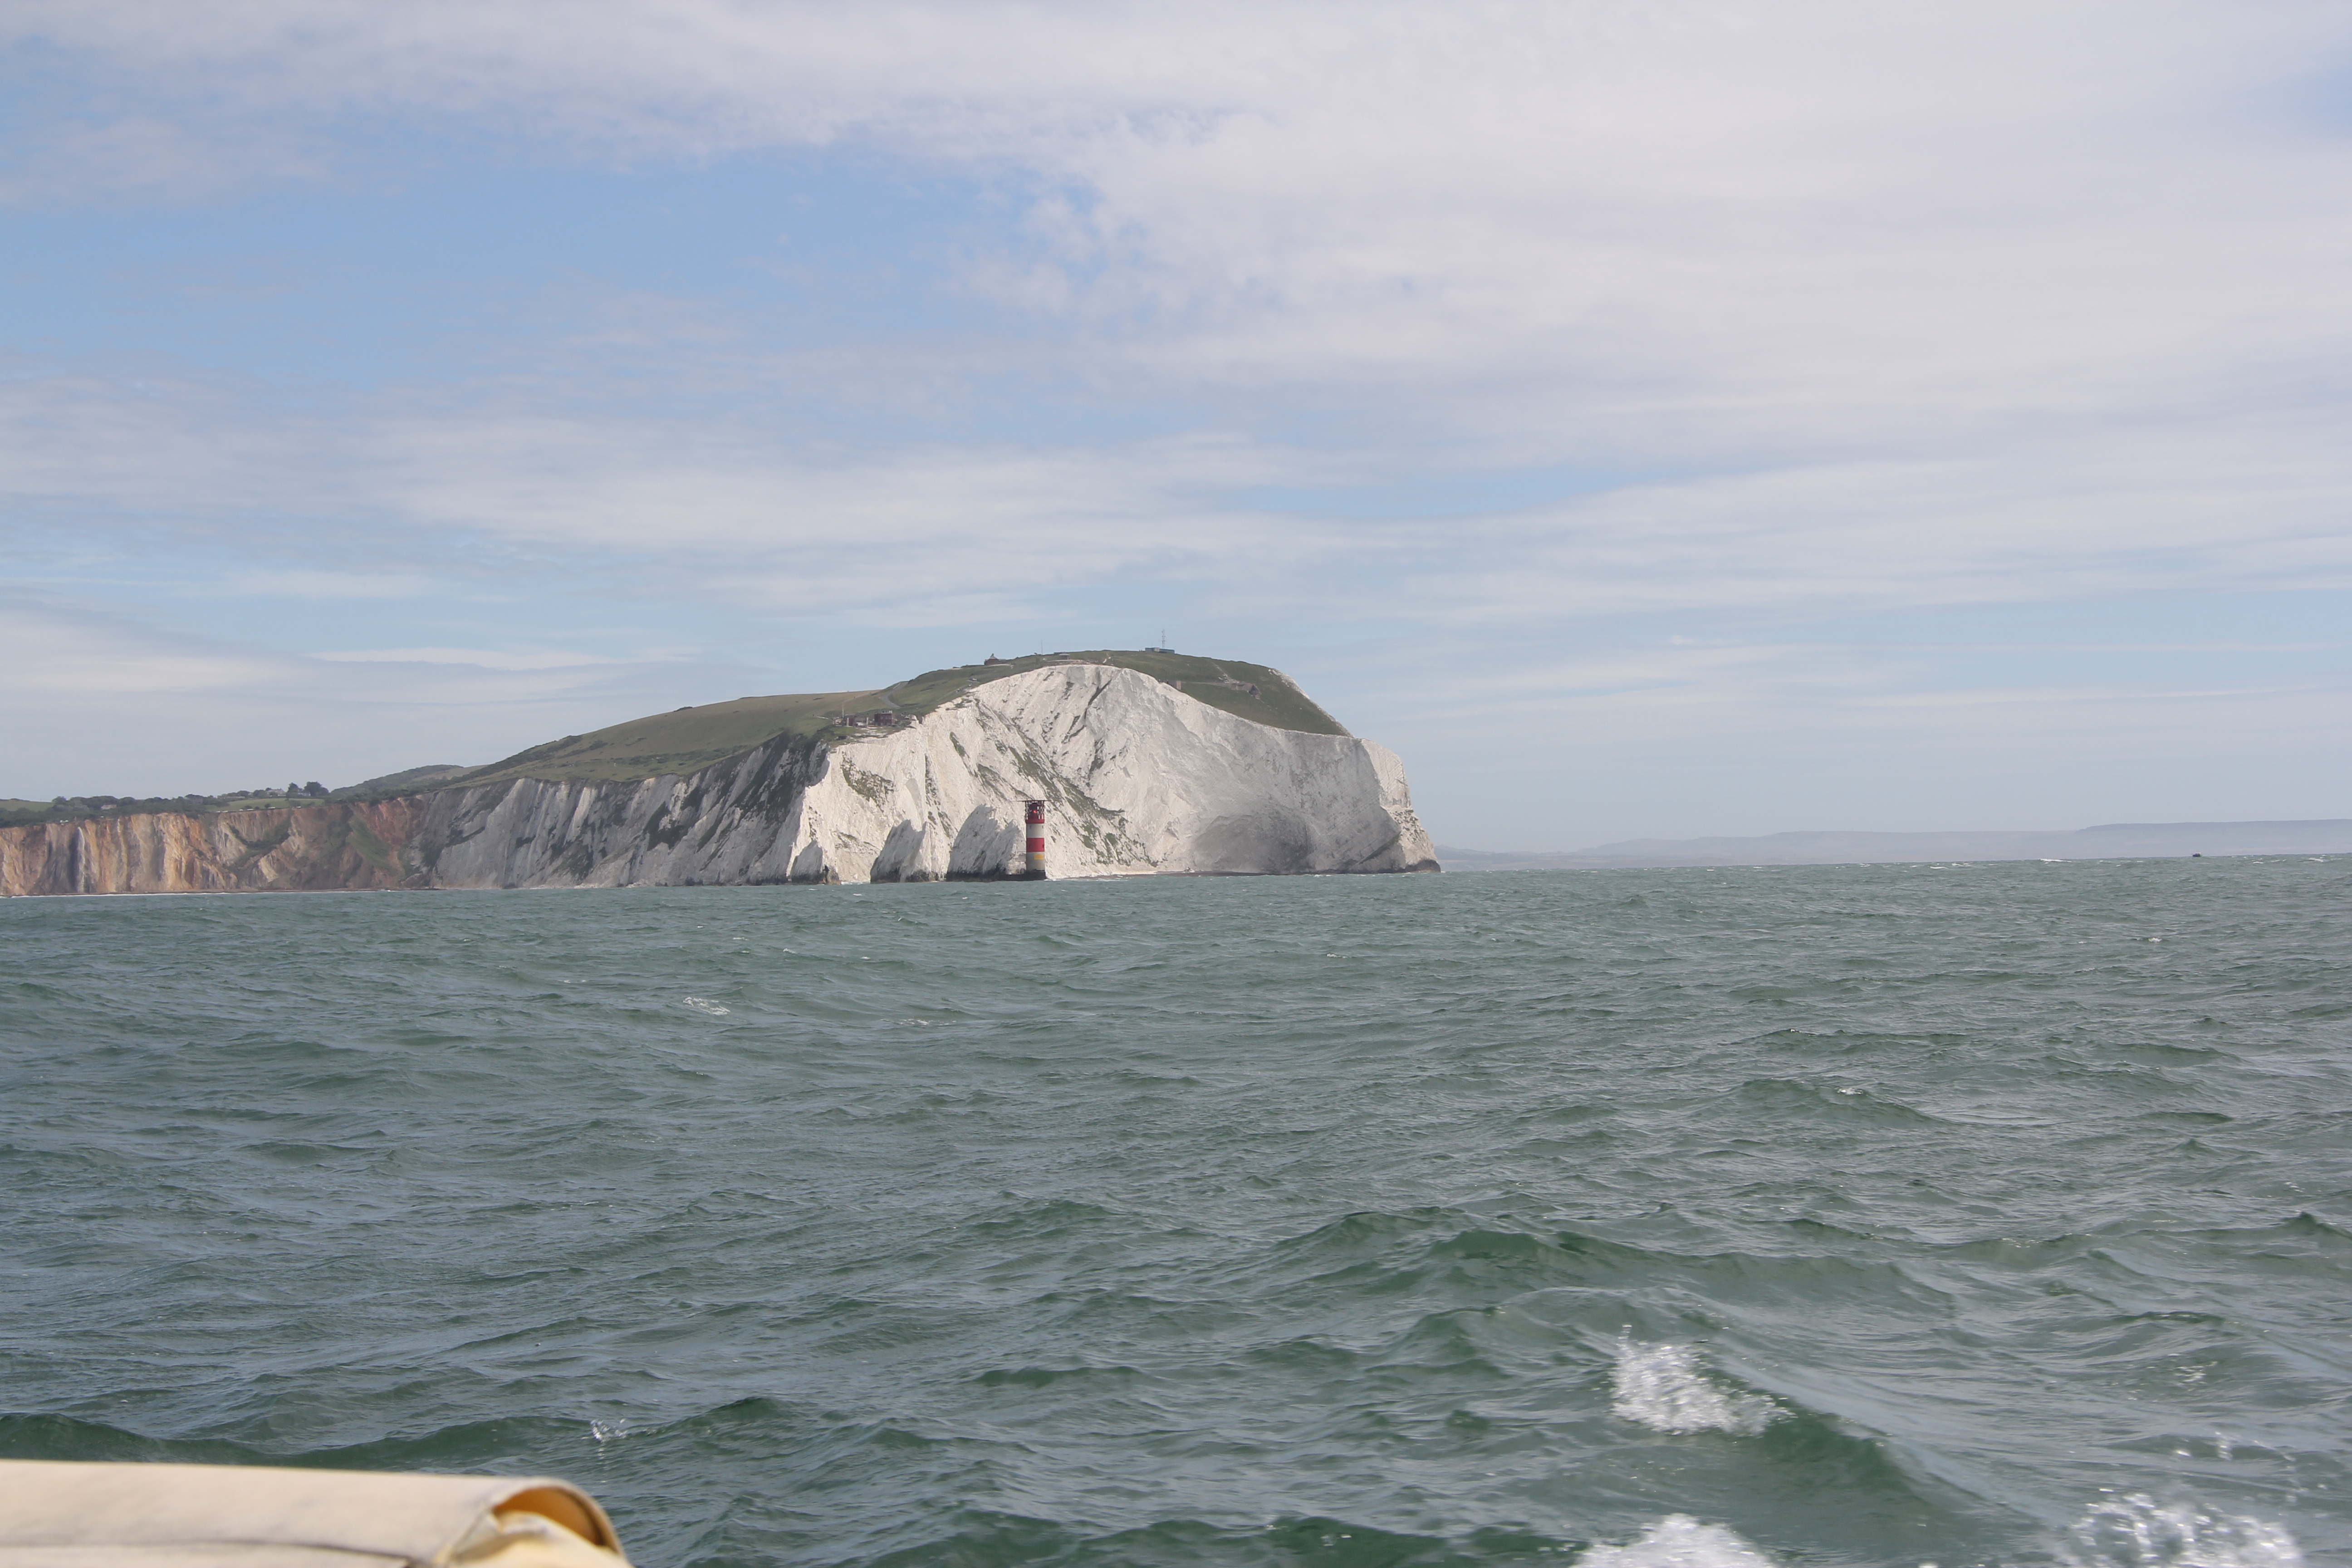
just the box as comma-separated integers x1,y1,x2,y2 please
0,653,1438,896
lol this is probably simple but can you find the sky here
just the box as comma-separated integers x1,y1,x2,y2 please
4,0,2349,850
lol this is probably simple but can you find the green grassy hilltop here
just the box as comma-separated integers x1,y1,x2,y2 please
436,651,1347,793
448,690,883,790
891,650,1345,738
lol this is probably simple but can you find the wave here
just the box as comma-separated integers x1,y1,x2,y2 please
1720,1076,1945,1126
1578,1515,1776,1568
0,1407,597,1473
10,866,2348,1568
1246,1209,1959,1332
971,1363,1145,1390
2065,1493,2304,1568
1609,1336,1779,1437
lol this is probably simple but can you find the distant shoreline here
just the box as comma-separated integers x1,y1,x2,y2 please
1436,818,2352,871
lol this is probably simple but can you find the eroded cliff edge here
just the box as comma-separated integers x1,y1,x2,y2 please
2,665,1438,896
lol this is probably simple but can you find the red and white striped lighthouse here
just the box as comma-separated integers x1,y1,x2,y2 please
1024,800,1048,879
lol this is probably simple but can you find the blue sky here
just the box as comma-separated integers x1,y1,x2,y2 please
4,1,2349,848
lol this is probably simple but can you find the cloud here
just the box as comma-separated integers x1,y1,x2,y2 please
15,5,2352,429
227,571,443,599
1414,416,2352,622
0,367,1355,617
10,2,2351,456
0,113,324,204
1383,627,2352,840
6,2,2351,834
6,364,2350,633
0,598,283,697
311,645,677,669
0,596,756,795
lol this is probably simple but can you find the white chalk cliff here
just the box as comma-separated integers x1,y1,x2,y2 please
407,663,1436,887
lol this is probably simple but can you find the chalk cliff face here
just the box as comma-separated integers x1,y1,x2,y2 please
2,665,1438,896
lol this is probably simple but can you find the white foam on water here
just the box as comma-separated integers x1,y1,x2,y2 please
1578,1514,1776,1568
1611,1335,1778,1436
2064,1494,2303,1568
683,996,730,1015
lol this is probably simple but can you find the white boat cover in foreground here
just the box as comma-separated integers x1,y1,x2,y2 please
0,1461,631,1568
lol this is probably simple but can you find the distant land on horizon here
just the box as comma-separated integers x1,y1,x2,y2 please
1437,819,2352,870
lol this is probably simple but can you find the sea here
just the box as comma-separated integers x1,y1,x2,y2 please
2,857,2347,1568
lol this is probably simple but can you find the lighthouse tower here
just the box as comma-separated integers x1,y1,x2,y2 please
1023,800,1048,879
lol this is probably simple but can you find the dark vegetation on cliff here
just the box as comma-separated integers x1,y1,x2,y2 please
380,651,1346,794
447,691,877,791
898,652,1347,739
6,651,1346,822
1,795,215,828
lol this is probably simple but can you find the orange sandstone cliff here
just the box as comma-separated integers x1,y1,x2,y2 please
0,801,428,897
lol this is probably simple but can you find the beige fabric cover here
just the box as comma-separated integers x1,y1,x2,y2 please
0,1462,630,1568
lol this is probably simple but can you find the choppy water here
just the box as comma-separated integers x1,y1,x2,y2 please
3,858,2348,1568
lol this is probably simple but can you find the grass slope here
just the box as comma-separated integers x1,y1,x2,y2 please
449,690,883,789
445,652,1347,790
351,764,471,793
